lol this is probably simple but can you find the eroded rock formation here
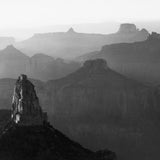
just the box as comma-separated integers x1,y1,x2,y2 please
11,74,47,125
0,73,116,160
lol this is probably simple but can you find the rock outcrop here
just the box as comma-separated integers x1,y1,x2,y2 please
147,32,160,40
118,23,138,34
67,27,76,34
0,74,116,160
11,74,47,125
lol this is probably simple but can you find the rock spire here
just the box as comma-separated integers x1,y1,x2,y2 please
11,74,47,125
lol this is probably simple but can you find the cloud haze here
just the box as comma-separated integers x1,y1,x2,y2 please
0,0,159,39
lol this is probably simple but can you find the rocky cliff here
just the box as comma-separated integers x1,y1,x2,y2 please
0,60,159,159
78,32,160,84
118,23,138,34
45,59,160,160
46,59,159,119
0,75,116,160
11,74,47,125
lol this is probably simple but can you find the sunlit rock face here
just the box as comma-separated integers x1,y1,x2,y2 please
11,74,47,125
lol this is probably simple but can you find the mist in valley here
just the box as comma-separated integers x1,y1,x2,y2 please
0,0,159,160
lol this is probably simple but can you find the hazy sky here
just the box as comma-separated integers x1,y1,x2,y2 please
0,0,159,28
0,0,160,39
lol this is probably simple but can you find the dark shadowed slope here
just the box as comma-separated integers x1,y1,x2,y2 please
0,124,117,160
0,125,116,160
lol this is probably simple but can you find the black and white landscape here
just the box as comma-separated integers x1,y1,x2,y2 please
0,0,160,160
